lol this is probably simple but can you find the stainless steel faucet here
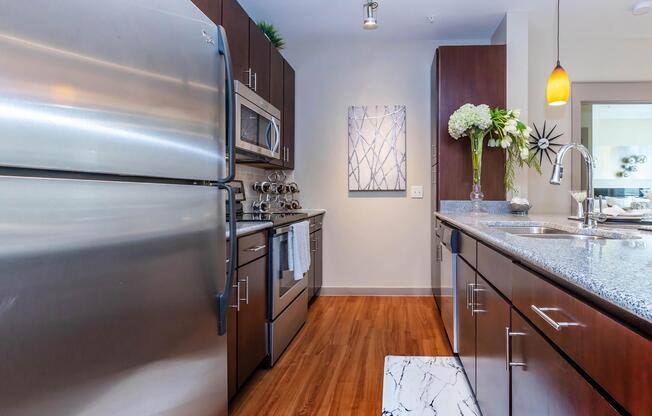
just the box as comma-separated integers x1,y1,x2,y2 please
549,143,603,228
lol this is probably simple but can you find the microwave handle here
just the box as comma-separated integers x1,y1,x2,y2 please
272,118,281,153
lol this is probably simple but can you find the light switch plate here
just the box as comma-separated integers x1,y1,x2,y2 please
410,185,424,199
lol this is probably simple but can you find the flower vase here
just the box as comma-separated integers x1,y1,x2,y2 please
470,132,485,213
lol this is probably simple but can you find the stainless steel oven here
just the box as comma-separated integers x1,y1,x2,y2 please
235,80,281,160
268,223,308,366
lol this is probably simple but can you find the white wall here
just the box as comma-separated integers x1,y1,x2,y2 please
493,11,530,198
283,39,438,293
527,15,652,213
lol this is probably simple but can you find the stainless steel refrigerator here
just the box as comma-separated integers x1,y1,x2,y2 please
0,0,237,414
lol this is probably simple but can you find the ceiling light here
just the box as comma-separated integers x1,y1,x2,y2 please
633,1,652,15
546,0,570,106
363,1,379,30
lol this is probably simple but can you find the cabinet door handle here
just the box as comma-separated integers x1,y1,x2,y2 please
505,327,527,370
239,276,249,305
245,245,266,252
231,281,241,311
252,72,257,91
471,286,486,314
244,68,253,87
466,283,475,310
531,305,580,331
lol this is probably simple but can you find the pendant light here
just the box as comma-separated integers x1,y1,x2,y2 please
363,1,379,30
546,0,570,106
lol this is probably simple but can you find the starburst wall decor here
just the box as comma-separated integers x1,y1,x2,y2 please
529,121,563,165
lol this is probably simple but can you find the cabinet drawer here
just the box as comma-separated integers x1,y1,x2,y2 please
309,215,324,232
511,310,619,416
238,231,268,267
477,243,512,300
459,231,477,267
512,263,651,415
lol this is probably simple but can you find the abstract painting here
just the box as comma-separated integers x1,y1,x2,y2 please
348,105,407,191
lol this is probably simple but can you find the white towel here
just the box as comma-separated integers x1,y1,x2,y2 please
288,221,311,281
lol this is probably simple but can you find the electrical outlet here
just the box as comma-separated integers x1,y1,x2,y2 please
410,185,424,199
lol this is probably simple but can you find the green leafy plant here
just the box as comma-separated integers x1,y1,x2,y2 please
258,21,285,50
487,108,542,193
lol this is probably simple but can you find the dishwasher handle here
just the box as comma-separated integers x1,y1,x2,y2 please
441,226,460,253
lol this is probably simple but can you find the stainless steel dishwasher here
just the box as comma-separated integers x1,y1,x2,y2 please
437,226,460,353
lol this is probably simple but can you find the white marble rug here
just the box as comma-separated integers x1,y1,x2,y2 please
382,356,480,416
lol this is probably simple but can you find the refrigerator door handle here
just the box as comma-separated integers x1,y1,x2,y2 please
217,183,237,335
217,25,236,184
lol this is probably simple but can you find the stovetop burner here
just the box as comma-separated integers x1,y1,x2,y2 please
231,211,309,227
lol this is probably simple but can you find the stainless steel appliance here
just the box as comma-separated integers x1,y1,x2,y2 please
268,223,309,365
235,80,281,160
0,1,237,415
437,226,460,353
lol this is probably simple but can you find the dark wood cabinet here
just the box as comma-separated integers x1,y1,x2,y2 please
474,274,510,416
442,220,648,416
307,217,323,303
512,263,651,415
511,311,619,416
269,46,284,111
282,61,295,169
313,228,323,297
227,231,269,398
227,271,238,400
222,0,249,85
248,18,271,101
432,46,506,206
191,0,223,24
236,255,268,388
456,256,476,393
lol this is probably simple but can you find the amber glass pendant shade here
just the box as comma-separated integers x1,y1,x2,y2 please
546,62,570,106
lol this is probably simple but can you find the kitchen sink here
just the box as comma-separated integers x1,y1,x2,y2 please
490,226,608,240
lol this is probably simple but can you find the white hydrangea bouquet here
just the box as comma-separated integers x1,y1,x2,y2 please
448,104,493,203
487,108,541,193
448,104,541,201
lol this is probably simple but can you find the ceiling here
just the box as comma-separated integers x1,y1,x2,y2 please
238,0,652,44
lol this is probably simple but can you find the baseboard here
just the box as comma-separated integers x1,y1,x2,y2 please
320,287,434,296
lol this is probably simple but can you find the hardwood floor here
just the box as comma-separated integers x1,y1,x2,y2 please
230,296,452,415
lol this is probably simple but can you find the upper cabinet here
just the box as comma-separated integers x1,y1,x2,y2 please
433,46,506,206
193,0,297,171
248,19,271,101
191,0,223,24
282,61,295,169
222,0,250,85
269,46,284,112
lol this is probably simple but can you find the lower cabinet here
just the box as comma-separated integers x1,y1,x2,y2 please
443,222,647,415
227,271,238,400
511,311,619,416
457,259,511,416
474,274,510,416
236,255,268,388
313,228,323,296
456,257,476,393
308,216,323,303
227,231,269,400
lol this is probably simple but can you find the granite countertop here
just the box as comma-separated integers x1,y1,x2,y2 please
294,208,327,218
225,221,273,239
435,211,652,330
225,209,326,239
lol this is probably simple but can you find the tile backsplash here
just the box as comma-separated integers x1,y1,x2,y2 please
234,164,296,212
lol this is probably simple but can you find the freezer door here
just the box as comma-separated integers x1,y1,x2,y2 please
0,0,226,181
0,176,227,416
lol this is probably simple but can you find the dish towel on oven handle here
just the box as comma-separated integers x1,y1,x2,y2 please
289,220,311,280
